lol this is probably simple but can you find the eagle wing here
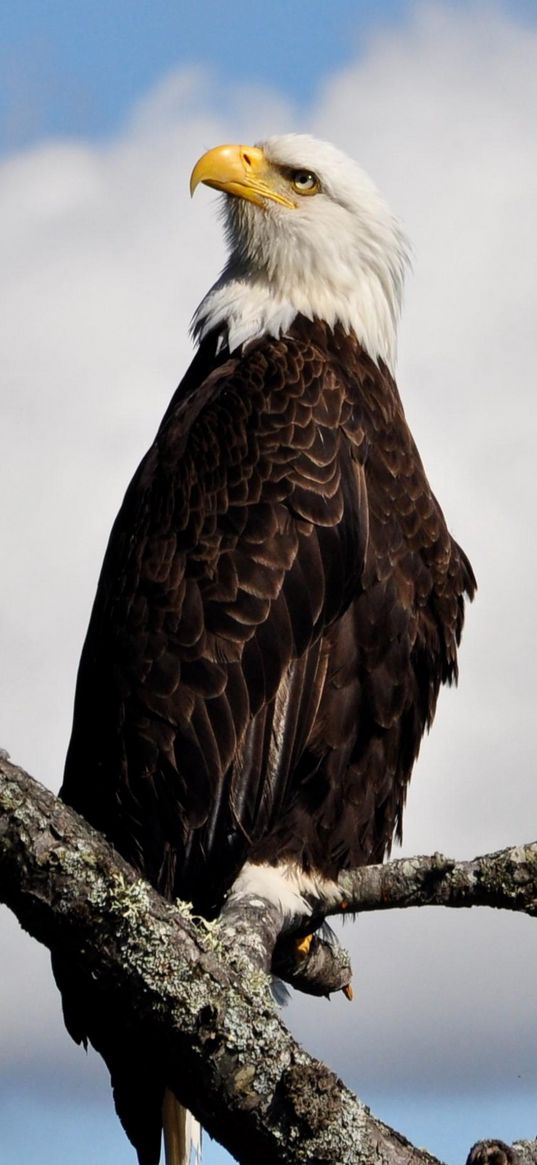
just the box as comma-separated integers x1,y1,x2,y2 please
61,324,370,909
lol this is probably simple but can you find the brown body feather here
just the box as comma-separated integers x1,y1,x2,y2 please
55,316,475,1163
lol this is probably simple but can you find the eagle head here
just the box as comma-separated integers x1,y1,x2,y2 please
190,133,410,370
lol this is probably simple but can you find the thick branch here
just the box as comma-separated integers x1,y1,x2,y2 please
0,753,437,1165
0,752,535,1165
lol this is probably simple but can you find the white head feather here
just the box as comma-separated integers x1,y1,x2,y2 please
192,134,410,372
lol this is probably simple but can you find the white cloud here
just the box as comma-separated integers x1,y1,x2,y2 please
1,3,536,1160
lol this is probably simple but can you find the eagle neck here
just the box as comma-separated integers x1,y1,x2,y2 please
191,268,399,372
191,276,298,355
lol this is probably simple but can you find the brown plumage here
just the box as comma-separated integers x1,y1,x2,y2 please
61,318,474,906
54,135,475,1165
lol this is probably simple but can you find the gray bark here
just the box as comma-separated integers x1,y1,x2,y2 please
0,751,535,1165
333,847,537,918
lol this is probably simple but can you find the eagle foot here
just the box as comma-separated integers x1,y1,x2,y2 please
273,923,353,999
295,932,314,956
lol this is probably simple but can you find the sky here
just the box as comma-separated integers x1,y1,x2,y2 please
1,2,537,1163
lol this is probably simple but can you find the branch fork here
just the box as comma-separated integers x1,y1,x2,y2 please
1,752,536,1165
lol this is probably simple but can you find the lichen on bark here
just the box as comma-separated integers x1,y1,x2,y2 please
1,752,536,1165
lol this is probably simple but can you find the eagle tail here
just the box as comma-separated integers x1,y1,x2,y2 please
162,1089,201,1165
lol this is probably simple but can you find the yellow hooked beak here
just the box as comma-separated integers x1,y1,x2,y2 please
190,144,296,210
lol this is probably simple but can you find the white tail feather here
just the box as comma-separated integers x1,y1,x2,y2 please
162,1089,201,1165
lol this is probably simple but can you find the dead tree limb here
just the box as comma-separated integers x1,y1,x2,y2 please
332,846,537,918
0,751,535,1165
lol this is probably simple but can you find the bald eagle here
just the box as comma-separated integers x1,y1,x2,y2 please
54,135,475,1164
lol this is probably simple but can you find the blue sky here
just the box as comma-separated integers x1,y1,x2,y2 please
1,2,537,1164
2,0,405,150
2,0,536,152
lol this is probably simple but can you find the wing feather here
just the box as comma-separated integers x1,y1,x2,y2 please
61,320,474,906
62,323,368,908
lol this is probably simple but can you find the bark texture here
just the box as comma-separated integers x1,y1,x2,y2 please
333,848,537,918
0,752,535,1165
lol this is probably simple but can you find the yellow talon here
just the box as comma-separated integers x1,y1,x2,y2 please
296,933,314,956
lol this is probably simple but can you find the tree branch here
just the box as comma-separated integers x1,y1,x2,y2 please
215,836,537,1000
0,751,535,1165
331,846,537,919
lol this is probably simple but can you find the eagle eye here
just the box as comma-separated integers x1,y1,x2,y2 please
291,170,320,196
